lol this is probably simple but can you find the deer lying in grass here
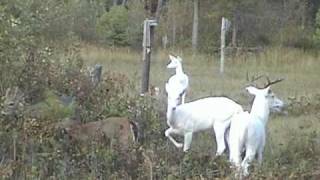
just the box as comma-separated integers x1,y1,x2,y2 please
1,87,25,118
1,64,103,118
229,77,284,176
167,54,189,104
56,117,139,150
165,83,243,154
1,87,75,121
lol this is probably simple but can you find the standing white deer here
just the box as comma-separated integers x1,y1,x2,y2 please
228,77,284,176
166,54,189,104
165,83,243,154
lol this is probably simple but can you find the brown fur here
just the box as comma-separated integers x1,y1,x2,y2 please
56,117,138,150
1,87,24,117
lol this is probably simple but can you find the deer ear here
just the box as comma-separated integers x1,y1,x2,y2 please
246,86,259,95
5,88,11,97
169,54,175,61
176,56,183,62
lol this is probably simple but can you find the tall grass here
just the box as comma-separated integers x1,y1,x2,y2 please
81,44,319,100
0,43,319,178
79,44,320,178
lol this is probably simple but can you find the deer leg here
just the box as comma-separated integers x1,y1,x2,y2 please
241,149,255,176
229,145,242,170
257,146,264,165
165,128,183,148
181,93,186,104
214,121,230,156
183,132,193,152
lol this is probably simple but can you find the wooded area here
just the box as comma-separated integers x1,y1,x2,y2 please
1,0,320,53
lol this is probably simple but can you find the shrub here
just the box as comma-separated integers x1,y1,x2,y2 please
96,6,129,46
314,8,320,47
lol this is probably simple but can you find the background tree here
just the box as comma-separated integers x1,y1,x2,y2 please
313,8,320,46
192,0,199,52
96,6,129,46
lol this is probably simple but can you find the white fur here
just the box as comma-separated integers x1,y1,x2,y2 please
229,86,284,176
165,83,243,154
167,55,189,104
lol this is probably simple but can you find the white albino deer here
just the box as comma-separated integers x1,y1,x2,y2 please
229,77,284,176
165,83,243,154
166,54,189,104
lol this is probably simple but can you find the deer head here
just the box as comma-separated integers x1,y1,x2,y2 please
1,87,25,116
246,75,285,113
167,54,182,69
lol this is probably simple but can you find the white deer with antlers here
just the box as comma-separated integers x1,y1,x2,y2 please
166,54,189,104
228,76,284,176
165,83,243,154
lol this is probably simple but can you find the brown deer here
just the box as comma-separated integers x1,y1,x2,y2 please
1,87,140,149
1,87,25,118
56,117,140,150
1,87,74,120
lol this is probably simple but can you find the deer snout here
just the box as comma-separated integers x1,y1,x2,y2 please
271,99,285,113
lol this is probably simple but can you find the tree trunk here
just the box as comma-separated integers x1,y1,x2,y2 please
220,17,227,74
301,0,307,29
192,0,199,51
113,0,118,6
155,0,163,21
172,15,176,46
121,0,127,6
231,9,238,47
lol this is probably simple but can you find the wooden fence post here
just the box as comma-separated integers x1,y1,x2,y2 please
220,17,231,74
141,19,157,95
92,64,102,86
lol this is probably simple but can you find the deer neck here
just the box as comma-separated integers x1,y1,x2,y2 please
175,64,184,75
166,103,177,126
250,96,270,126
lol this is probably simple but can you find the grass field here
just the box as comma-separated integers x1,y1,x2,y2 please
80,44,320,177
0,44,319,178
80,45,319,97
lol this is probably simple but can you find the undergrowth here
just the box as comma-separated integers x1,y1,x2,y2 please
0,45,319,179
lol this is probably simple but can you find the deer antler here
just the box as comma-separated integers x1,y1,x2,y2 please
263,77,284,88
246,73,284,89
246,72,264,82
246,72,264,87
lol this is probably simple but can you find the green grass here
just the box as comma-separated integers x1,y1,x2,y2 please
80,44,320,177
81,45,319,97
0,44,318,178
81,45,320,111
82,46,320,150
